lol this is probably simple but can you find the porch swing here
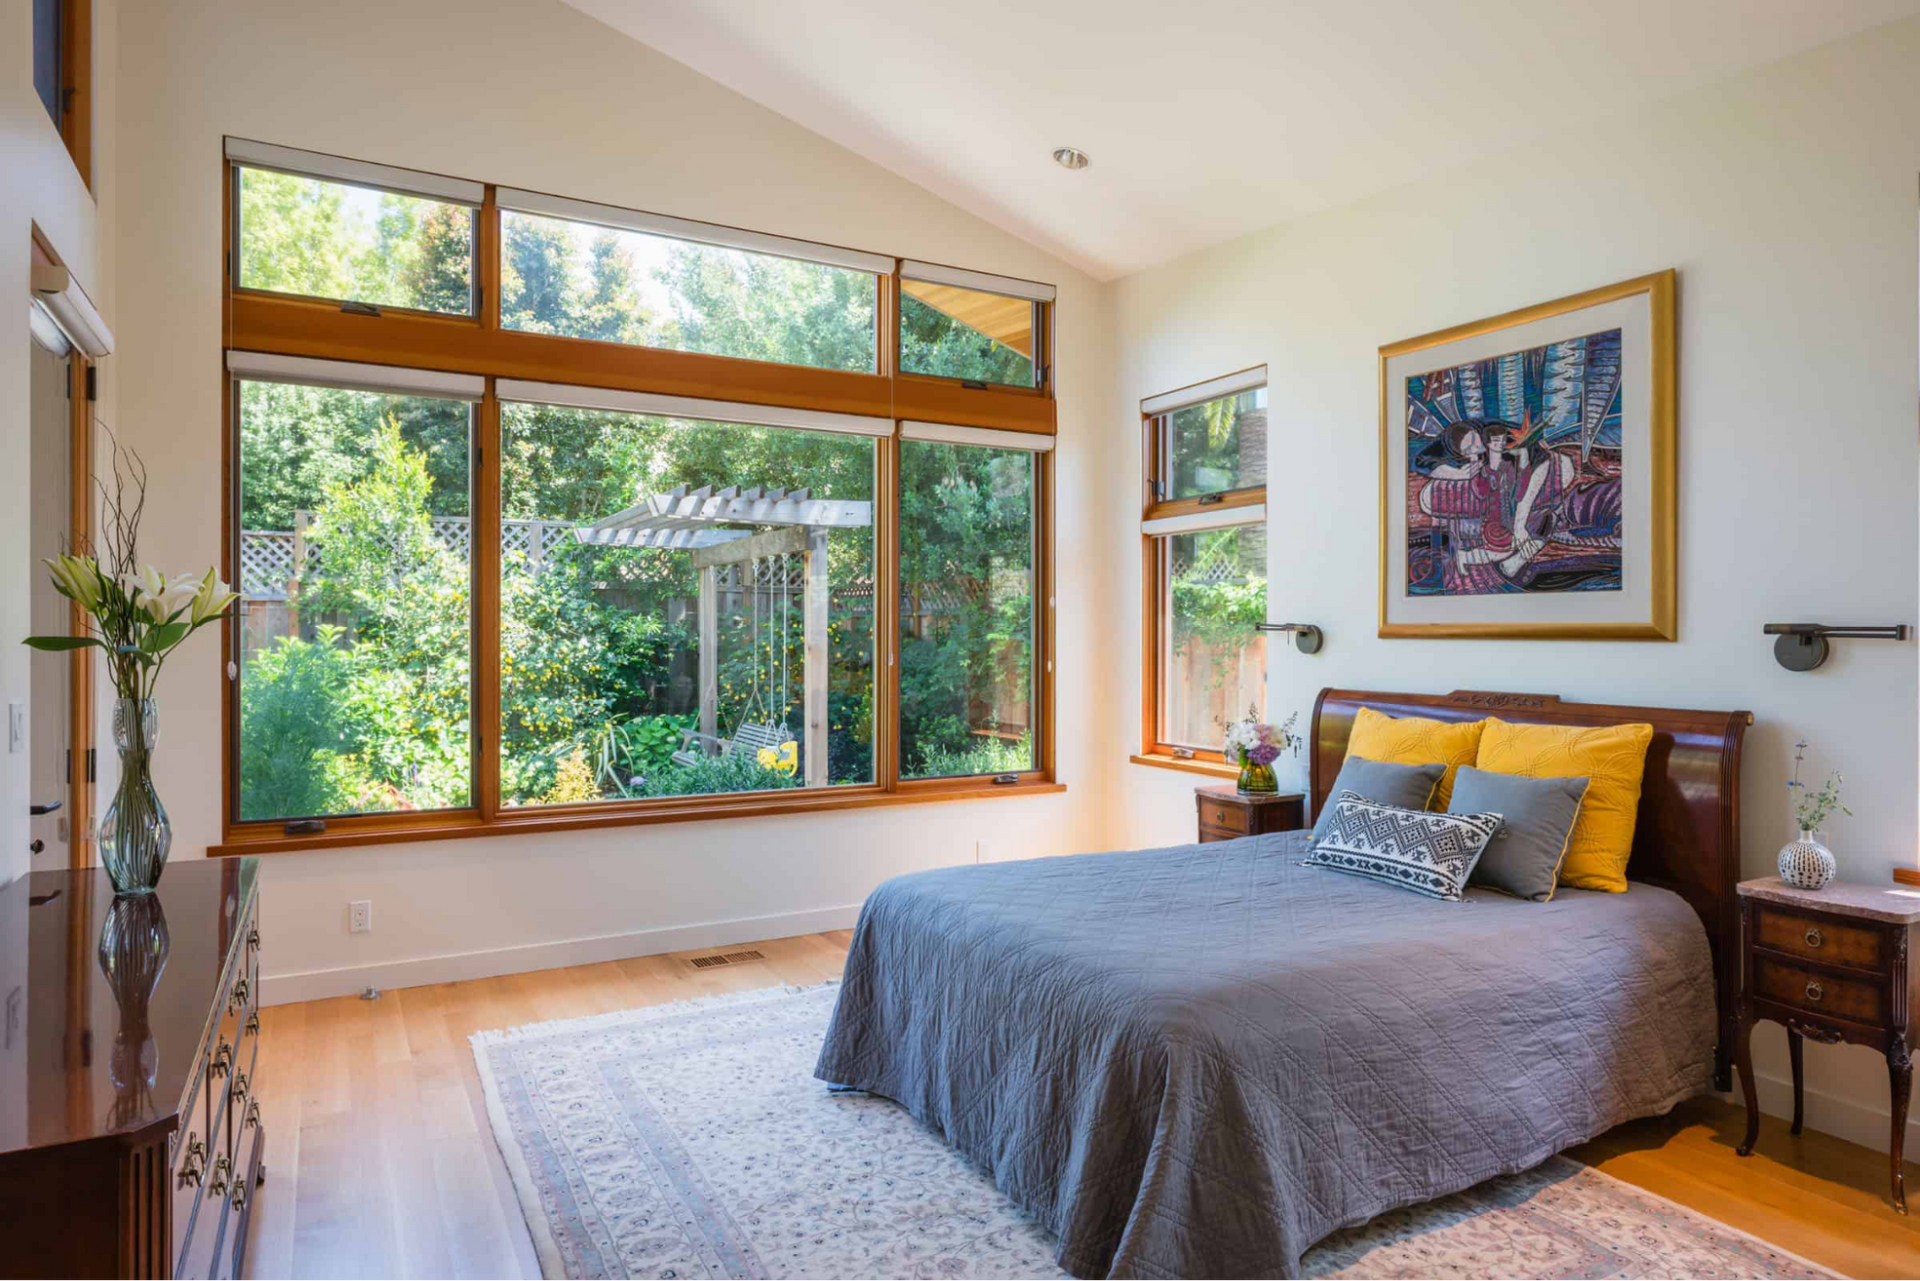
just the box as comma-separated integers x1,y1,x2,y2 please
671,551,797,773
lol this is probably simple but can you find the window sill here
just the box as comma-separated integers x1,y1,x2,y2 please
209,778,1067,857
1129,753,1237,780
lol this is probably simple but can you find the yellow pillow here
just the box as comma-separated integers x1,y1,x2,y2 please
1345,708,1485,811
1475,718,1654,893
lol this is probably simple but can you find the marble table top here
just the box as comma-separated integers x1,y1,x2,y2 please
1738,876,1920,925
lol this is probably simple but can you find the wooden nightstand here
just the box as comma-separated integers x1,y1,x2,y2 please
1734,877,1920,1213
1195,783,1304,843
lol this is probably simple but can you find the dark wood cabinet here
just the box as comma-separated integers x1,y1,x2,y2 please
0,858,264,1277
1734,877,1917,1214
1195,783,1304,843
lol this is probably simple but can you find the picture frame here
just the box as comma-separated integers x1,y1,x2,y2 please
1378,269,1676,640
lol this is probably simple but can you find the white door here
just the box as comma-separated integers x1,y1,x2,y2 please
28,330,73,864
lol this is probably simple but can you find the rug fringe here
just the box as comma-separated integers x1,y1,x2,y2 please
468,978,840,1049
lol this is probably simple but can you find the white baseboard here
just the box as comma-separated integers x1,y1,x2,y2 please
1730,1068,1920,1157
259,903,862,1006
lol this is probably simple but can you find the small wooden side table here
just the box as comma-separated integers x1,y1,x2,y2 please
1195,783,1304,843
1734,876,1920,1213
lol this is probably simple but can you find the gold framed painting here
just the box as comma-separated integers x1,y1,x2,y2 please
1378,269,1676,640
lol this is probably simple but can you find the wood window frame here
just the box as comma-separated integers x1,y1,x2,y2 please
1134,369,1267,777
52,0,93,189
213,147,1060,857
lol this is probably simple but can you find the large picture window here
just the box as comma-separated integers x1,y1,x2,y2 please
1140,370,1267,766
219,140,1058,853
497,399,876,804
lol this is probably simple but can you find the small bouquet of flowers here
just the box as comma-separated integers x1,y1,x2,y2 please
1223,708,1298,795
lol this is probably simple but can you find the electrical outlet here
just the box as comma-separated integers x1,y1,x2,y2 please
349,899,373,933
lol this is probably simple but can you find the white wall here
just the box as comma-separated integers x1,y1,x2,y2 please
111,0,1122,1001
2,0,116,887
1108,19,1920,1154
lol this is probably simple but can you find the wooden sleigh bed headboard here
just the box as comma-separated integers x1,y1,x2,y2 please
1310,688,1753,1092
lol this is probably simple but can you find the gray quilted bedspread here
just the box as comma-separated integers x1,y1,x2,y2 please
814,830,1717,1279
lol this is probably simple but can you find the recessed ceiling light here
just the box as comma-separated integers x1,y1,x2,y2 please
1051,147,1090,171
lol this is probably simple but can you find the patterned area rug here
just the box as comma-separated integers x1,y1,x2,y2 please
473,983,1834,1280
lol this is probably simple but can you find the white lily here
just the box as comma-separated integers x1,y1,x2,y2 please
43,553,104,612
189,568,238,626
132,564,199,625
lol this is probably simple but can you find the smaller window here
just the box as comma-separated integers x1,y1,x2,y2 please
1157,524,1267,753
900,280,1037,388
1155,386,1266,501
235,166,476,316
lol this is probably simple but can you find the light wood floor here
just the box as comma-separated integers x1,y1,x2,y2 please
247,930,1920,1280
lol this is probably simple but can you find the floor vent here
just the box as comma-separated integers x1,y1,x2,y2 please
687,949,767,969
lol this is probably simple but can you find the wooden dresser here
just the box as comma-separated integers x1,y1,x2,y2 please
0,858,264,1277
1734,876,1918,1213
1195,783,1305,843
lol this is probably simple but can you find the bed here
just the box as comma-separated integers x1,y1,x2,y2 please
814,688,1751,1279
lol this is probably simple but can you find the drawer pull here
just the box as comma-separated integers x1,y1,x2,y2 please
1806,981,1824,1003
176,1135,205,1189
209,1154,231,1196
1805,927,1824,948
211,1042,233,1079
1214,808,1228,823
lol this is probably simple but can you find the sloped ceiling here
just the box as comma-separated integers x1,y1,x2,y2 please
563,0,1920,280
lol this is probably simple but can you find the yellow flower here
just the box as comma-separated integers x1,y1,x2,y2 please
755,741,799,775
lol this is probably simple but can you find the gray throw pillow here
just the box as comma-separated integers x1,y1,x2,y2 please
1310,756,1446,844
1304,790,1503,902
1448,765,1591,902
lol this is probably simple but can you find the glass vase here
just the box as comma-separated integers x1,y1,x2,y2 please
1237,757,1279,796
100,698,171,895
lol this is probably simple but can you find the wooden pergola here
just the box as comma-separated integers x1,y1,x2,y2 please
576,484,872,787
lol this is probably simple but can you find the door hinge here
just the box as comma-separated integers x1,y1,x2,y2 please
85,365,97,401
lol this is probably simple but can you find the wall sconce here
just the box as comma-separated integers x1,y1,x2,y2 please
1763,623,1908,672
1256,622,1323,655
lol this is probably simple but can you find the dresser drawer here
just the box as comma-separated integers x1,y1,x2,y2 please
1754,906,1885,972
1753,955,1886,1026
1197,799,1250,833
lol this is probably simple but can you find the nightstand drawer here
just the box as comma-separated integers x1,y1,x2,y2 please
1753,955,1885,1026
1198,801,1249,833
1754,906,1884,972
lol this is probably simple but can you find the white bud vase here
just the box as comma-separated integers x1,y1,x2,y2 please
1777,830,1835,889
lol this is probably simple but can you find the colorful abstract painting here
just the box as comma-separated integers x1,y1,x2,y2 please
1404,328,1624,597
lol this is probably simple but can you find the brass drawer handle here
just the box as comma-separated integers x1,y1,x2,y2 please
1213,808,1228,824
1806,981,1824,1002
1805,927,1823,948
176,1134,205,1189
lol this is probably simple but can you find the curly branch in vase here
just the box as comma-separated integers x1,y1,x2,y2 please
21,441,236,700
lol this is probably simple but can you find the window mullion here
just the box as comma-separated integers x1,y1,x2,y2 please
879,431,901,792
476,385,503,821
479,184,501,331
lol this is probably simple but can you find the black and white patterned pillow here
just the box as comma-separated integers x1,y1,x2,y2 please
1304,789,1503,902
